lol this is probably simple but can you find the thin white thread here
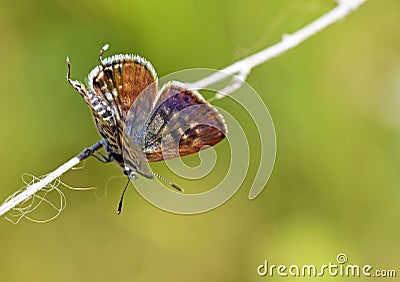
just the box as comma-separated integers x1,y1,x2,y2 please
3,173,97,223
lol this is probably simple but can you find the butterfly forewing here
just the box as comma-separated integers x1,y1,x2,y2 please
88,55,158,122
124,81,159,150
85,55,159,174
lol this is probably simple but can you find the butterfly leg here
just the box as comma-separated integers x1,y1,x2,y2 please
91,151,113,163
77,140,104,161
88,139,116,163
76,139,114,163
66,57,88,98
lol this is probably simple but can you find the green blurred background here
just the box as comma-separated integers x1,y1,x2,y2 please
1,0,399,281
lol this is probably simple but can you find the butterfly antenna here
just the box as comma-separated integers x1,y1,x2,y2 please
99,44,109,65
151,171,184,192
66,56,72,82
117,178,130,215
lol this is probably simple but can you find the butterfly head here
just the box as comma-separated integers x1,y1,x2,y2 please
123,166,138,180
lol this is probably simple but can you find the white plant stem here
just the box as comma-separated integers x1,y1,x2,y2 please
0,0,366,218
190,0,367,97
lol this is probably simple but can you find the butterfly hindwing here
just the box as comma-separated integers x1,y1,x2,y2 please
144,82,227,162
121,131,153,178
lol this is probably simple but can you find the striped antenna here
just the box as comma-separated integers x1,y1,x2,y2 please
151,172,184,192
117,178,130,215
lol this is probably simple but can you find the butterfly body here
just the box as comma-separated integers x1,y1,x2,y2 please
67,46,227,183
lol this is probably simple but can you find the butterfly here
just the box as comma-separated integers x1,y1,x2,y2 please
66,45,227,202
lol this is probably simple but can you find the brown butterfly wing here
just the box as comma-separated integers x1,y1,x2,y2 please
84,55,158,177
88,54,158,123
144,82,227,162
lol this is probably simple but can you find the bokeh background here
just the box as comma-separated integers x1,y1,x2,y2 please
1,0,399,281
